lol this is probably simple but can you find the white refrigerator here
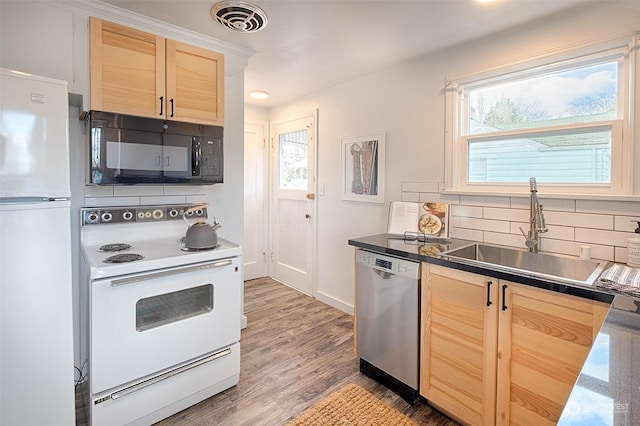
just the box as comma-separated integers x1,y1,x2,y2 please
0,68,75,425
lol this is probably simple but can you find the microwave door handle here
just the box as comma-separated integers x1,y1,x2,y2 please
192,138,201,176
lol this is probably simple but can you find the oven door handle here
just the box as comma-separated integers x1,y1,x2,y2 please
108,348,232,402
110,259,234,287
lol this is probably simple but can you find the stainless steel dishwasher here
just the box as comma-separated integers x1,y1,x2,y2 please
355,249,420,402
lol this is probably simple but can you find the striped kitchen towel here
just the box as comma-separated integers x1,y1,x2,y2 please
596,264,640,297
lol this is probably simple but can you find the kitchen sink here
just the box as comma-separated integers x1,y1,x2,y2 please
440,243,609,286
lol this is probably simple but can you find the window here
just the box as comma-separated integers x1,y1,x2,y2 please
445,37,635,196
278,129,308,190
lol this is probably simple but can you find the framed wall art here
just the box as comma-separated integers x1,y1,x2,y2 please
341,132,385,203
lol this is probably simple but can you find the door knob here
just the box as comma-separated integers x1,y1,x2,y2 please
306,193,315,200
305,214,311,219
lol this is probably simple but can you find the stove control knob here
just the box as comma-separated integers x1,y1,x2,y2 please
122,211,134,221
86,212,99,224
168,208,179,218
152,209,164,220
101,212,113,223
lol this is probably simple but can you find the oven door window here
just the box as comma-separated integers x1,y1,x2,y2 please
136,284,213,331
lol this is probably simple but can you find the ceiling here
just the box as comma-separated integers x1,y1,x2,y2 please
101,0,591,108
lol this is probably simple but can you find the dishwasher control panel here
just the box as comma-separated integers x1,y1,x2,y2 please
356,249,420,279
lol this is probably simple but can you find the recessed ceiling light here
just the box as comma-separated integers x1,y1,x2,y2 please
211,1,268,33
249,90,269,100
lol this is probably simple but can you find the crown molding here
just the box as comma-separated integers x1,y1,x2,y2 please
54,0,254,59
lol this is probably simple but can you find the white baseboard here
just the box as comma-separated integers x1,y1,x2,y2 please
314,290,354,316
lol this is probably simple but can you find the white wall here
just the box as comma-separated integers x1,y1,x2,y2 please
1,0,249,370
268,1,640,313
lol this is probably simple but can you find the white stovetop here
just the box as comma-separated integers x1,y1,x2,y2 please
81,221,242,280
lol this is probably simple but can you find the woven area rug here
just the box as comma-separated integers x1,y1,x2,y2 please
287,383,418,426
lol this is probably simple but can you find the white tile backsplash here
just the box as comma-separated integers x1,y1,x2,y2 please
84,197,140,207
451,204,483,219
450,227,483,241
483,207,528,222
511,197,576,212
576,199,640,215
459,195,511,208
615,215,640,232
84,184,208,208
575,228,633,247
113,186,164,197
140,195,187,206
84,185,114,197
457,216,511,233
402,181,640,264
543,211,613,230
484,231,524,248
163,185,207,196
542,225,575,241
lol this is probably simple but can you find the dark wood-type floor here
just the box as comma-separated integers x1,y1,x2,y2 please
77,277,459,425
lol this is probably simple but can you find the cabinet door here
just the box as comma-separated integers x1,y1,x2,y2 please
90,17,165,118
166,40,224,126
421,264,498,426
496,282,609,425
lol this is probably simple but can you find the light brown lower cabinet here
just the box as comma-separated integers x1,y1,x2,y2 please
420,264,610,426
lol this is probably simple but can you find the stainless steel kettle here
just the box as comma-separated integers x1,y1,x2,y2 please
183,204,221,249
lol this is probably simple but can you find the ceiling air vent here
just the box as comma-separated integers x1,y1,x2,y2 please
211,1,268,33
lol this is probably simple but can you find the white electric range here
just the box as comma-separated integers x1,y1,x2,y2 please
79,204,242,426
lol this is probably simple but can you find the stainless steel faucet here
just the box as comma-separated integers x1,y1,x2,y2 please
519,177,548,253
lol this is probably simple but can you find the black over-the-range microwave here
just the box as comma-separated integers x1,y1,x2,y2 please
89,111,223,185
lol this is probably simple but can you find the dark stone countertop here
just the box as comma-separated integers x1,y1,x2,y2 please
348,233,640,425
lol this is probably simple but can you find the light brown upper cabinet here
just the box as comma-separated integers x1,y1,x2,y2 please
90,17,224,126
421,264,610,426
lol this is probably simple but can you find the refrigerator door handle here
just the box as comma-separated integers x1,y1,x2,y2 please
0,197,70,204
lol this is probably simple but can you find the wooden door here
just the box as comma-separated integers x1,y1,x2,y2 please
166,40,224,126
89,17,165,118
496,282,610,425
421,265,498,426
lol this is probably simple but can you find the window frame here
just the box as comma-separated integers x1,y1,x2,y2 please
444,36,636,197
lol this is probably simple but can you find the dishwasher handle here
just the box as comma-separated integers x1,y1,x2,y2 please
373,268,394,280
